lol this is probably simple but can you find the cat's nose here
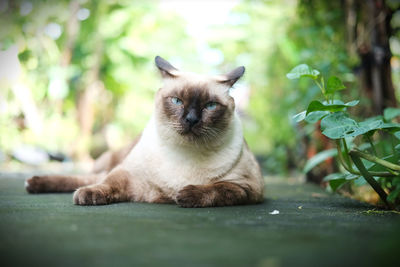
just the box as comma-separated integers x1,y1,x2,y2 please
185,109,200,127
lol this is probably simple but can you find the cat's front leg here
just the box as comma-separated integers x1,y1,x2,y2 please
73,184,112,205
73,168,131,205
176,182,252,208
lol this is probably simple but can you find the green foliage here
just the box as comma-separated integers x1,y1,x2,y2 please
320,112,362,139
289,64,400,210
303,148,337,173
384,108,400,121
3,0,327,167
326,76,345,94
207,0,356,175
304,111,329,123
1,0,396,180
306,100,359,115
388,179,400,203
286,64,320,80
320,113,400,139
0,0,196,155
323,172,359,191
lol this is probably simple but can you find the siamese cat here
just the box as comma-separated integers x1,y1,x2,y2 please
25,56,264,207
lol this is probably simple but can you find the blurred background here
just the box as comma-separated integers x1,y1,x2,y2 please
0,0,399,184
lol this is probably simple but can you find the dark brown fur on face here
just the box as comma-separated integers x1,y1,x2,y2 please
161,83,234,141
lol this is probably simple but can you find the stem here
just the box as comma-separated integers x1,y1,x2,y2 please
364,171,396,177
352,149,400,172
391,135,398,158
366,135,377,156
335,140,365,176
336,140,353,172
350,151,393,209
391,135,400,174
341,138,352,167
386,168,398,176
335,140,397,177
314,79,327,101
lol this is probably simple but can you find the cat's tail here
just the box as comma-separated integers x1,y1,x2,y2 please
25,173,106,193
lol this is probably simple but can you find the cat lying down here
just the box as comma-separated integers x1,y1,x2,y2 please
25,56,265,207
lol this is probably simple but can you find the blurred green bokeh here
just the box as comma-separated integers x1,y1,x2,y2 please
0,0,399,173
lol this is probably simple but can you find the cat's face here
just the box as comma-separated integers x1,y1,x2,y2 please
160,80,234,140
154,56,244,145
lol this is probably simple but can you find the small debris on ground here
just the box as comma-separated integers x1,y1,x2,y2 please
269,210,279,215
361,209,400,215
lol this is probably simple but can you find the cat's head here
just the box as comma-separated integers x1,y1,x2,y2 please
154,56,244,146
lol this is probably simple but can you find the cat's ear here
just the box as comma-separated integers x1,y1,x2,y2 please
155,56,179,78
217,66,245,87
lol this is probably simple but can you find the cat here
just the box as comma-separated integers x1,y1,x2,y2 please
25,56,265,207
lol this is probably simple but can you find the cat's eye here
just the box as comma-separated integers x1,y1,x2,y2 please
205,102,217,110
171,97,183,105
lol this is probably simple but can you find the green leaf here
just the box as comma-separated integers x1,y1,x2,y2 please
323,172,359,181
324,172,359,192
359,118,400,136
303,149,337,173
292,111,306,123
306,100,359,115
354,177,368,186
387,187,400,203
286,64,320,80
361,120,400,135
305,111,330,123
360,158,375,170
329,179,347,191
320,112,359,139
326,76,345,94
359,117,382,137
323,173,345,181
343,173,360,180
358,119,384,136
395,144,400,151
368,154,400,172
384,107,400,121
320,113,400,139
380,122,400,133
395,132,400,140
293,110,330,124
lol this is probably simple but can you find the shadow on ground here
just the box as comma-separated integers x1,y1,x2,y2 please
0,173,399,267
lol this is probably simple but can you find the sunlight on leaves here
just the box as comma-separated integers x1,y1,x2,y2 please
306,100,359,115
286,64,320,80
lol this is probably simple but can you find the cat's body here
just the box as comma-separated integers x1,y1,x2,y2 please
26,56,264,207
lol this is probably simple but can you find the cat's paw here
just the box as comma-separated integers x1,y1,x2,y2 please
25,176,44,193
73,185,109,206
176,185,208,208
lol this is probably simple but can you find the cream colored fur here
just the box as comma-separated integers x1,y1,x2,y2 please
26,57,264,207
92,71,264,203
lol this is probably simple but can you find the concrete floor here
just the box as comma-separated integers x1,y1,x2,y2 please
1,173,399,267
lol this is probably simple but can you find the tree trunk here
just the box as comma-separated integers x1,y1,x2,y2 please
349,0,397,114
